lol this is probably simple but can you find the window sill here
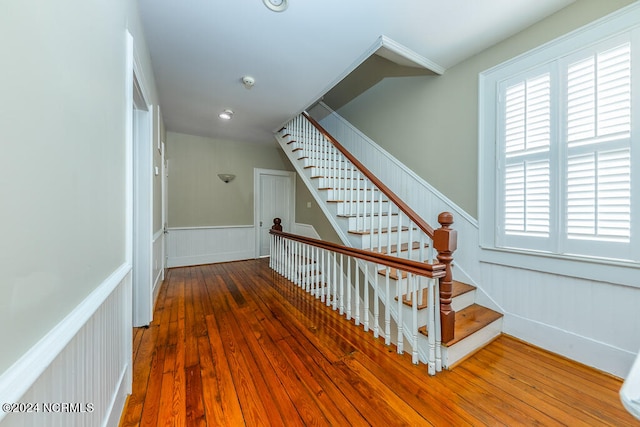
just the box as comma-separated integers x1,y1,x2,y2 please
479,246,640,289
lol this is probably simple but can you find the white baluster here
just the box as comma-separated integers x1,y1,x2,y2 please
269,233,273,269
332,253,338,311
408,220,414,262
411,273,418,364
339,254,344,315
397,268,404,354
356,171,361,229
314,246,320,298
355,259,361,326
350,167,355,216
304,243,309,291
346,256,352,320
374,262,379,338
320,248,326,303
385,266,391,345
363,262,369,332
387,204,393,256
377,190,383,253
397,213,403,271
362,178,368,231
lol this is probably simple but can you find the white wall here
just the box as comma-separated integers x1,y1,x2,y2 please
0,0,159,424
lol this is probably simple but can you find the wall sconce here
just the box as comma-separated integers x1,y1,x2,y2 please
218,173,236,183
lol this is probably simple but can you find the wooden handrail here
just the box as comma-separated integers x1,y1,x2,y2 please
302,111,435,238
270,228,446,279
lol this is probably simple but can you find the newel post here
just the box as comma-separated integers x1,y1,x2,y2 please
271,218,282,231
434,212,457,344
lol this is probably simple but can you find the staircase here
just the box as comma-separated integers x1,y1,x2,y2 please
275,112,502,369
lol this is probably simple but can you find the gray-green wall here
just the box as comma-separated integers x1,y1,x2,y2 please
166,132,293,227
330,0,635,218
0,0,158,373
166,131,342,243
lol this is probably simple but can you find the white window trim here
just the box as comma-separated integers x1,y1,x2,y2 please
479,2,640,286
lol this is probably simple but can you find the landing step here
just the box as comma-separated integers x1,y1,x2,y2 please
393,280,475,308
418,304,503,346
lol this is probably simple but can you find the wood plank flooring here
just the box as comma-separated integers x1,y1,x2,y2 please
119,259,637,426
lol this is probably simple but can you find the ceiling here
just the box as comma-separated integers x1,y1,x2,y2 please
137,0,574,145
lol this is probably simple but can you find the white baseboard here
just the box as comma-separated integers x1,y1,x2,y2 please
504,313,636,378
168,250,255,267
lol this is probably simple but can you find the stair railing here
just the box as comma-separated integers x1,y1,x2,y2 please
269,219,447,375
280,112,457,343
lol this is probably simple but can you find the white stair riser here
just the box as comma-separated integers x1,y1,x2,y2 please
352,232,414,249
314,177,366,188
306,168,360,180
323,188,383,201
339,214,400,231
442,318,503,368
334,201,390,216
451,290,476,312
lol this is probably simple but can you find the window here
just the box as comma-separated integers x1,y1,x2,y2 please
480,6,640,263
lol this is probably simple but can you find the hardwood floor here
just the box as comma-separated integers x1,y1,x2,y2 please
119,259,637,426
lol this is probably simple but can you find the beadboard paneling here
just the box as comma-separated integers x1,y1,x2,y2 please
167,226,255,267
480,262,640,378
0,265,132,427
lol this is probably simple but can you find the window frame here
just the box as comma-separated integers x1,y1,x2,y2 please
479,3,640,276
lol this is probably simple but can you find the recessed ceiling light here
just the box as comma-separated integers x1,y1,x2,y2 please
263,0,288,12
219,109,233,120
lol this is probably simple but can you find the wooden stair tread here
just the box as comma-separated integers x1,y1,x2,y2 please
419,304,502,346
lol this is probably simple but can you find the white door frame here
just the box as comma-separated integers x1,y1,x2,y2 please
161,139,168,280
127,34,154,327
253,168,296,258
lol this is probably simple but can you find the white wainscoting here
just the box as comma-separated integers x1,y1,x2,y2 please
480,262,640,378
293,223,320,239
313,103,640,378
0,264,132,427
167,226,255,268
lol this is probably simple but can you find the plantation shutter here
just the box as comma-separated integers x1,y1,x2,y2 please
565,42,631,243
502,73,551,239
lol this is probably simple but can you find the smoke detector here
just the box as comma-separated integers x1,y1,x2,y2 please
242,76,255,89
263,0,288,12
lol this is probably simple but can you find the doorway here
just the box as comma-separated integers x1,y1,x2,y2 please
127,32,154,327
254,169,296,257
